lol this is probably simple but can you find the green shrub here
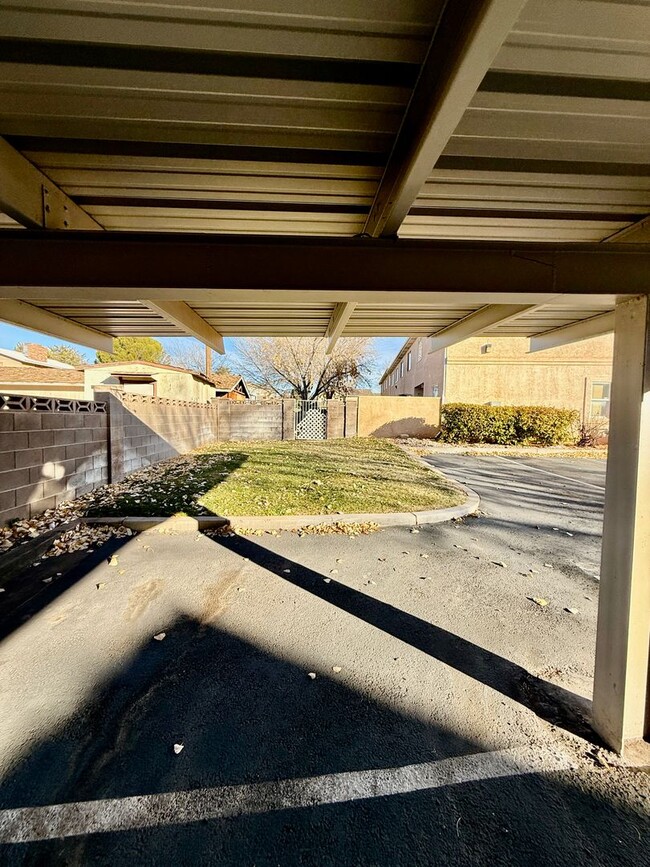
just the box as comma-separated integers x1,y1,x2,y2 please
440,403,579,445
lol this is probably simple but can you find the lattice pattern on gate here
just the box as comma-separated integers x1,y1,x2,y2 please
295,399,327,439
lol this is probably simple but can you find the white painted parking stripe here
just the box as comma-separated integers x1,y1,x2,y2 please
493,457,606,493
0,746,571,844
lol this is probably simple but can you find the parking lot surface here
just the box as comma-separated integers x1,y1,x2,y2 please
0,454,648,866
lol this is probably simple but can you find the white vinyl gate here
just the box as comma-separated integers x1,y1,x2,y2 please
294,399,327,439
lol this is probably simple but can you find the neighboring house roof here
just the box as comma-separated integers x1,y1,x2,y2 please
80,360,214,385
0,347,75,369
211,372,251,397
379,338,416,385
0,367,84,384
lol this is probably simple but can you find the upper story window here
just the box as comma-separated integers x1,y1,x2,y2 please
417,340,423,361
407,351,412,371
399,360,404,378
590,382,611,417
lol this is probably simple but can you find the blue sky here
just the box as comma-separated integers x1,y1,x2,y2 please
0,323,404,392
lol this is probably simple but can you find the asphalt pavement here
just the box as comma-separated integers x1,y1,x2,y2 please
0,453,648,866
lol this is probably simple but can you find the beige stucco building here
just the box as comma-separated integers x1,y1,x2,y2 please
0,354,219,403
380,335,613,423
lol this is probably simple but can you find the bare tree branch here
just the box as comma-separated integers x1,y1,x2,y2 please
232,337,375,399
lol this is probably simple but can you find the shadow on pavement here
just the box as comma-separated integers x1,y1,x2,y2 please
0,615,647,866
208,533,596,743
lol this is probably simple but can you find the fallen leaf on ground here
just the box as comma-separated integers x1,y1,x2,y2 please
173,743,184,755
153,632,166,641
332,666,342,673
564,608,578,615
529,597,548,607
96,582,106,590
492,561,506,568
108,555,119,567
307,672,317,679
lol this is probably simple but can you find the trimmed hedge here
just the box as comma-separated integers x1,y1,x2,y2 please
440,403,579,446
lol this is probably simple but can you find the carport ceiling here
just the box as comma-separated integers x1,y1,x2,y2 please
0,0,648,350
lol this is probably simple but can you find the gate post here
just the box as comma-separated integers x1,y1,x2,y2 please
344,397,359,437
593,294,650,755
326,399,345,439
282,399,295,440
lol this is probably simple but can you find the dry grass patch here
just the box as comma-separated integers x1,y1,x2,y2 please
86,438,465,518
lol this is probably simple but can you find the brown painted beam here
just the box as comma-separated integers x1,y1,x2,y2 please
0,232,648,296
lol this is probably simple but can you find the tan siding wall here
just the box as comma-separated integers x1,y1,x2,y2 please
85,366,214,402
381,338,444,397
445,335,613,419
0,384,85,400
382,335,613,421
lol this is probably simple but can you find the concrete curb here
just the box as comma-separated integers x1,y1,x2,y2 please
83,457,480,533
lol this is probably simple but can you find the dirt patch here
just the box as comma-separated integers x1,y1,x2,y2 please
123,579,164,622
200,573,242,624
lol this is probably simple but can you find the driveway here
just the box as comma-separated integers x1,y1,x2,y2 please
422,454,606,583
0,455,648,866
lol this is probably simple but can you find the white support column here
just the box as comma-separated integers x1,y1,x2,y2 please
593,294,650,755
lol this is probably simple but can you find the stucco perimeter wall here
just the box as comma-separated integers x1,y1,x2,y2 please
356,396,441,438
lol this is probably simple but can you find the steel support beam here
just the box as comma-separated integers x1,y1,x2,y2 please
429,304,537,352
529,311,615,352
141,300,225,354
0,137,101,230
593,295,650,755
0,233,648,297
326,302,357,354
0,299,113,352
364,0,527,237
604,215,650,245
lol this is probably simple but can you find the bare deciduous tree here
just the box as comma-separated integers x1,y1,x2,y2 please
233,337,375,399
165,338,232,377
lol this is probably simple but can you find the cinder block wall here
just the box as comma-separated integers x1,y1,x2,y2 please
0,393,382,525
0,405,109,525
102,391,219,480
216,400,283,441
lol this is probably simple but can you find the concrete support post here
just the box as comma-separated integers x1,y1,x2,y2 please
282,400,295,440
593,294,650,755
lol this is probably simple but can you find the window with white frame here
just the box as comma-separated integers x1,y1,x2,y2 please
590,382,611,417
399,360,404,378
417,340,423,361
407,351,412,371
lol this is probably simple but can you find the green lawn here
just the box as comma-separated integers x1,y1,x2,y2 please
85,438,465,518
